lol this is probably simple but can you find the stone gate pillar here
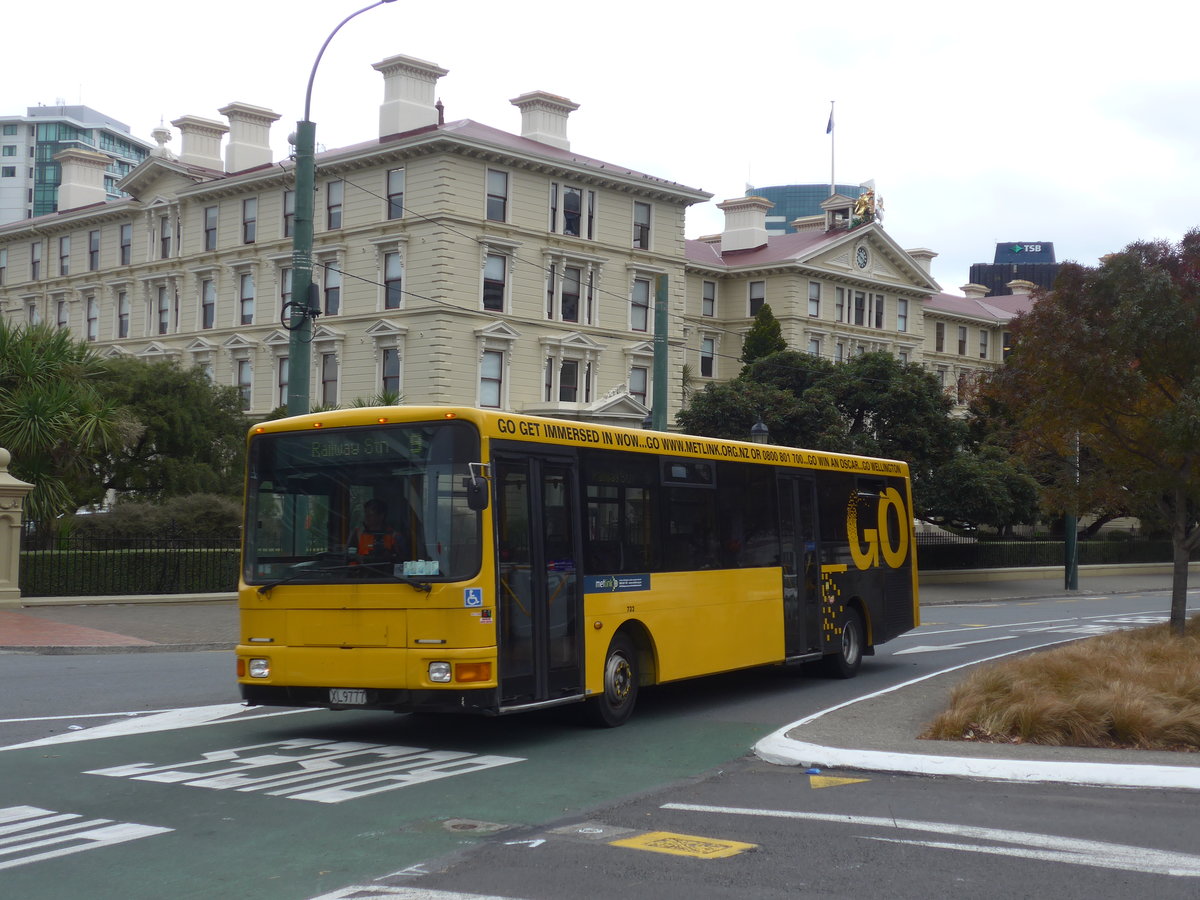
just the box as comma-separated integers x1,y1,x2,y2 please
0,449,35,609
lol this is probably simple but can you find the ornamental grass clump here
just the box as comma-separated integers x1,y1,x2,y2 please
920,613,1200,751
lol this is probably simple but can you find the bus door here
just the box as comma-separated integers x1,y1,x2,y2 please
778,475,821,657
494,452,584,708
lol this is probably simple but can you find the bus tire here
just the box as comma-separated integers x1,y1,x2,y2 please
586,632,639,727
821,607,864,679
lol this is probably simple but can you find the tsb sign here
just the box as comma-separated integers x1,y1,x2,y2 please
848,487,910,570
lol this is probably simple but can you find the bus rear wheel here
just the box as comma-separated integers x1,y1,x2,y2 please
586,633,638,727
821,607,864,679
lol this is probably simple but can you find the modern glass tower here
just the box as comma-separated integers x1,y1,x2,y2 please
0,105,151,224
747,183,868,235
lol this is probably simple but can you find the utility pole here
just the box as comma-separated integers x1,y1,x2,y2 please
285,0,396,416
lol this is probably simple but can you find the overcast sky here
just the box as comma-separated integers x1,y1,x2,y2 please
9,0,1197,294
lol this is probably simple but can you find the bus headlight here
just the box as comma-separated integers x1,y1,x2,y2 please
428,662,452,683
248,657,271,678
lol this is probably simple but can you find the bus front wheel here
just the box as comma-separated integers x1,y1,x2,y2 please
587,633,639,727
821,607,864,679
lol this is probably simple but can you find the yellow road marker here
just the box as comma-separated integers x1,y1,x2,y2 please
809,775,869,789
609,831,756,859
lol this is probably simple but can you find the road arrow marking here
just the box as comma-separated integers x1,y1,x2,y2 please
810,775,869,789
503,839,545,848
892,636,1019,655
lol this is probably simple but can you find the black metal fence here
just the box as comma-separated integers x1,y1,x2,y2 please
915,532,1192,570
19,536,241,597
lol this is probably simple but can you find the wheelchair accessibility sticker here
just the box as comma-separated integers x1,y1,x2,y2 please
464,588,483,608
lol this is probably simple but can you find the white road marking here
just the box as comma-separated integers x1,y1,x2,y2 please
309,887,525,899
662,803,1200,877
0,805,172,872
0,703,311,752
893,635,1019,655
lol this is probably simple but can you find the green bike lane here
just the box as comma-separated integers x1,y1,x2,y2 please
0,697,775,900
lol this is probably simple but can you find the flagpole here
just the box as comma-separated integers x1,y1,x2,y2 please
827,101,835,196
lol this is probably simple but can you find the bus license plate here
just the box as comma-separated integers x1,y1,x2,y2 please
330,688,366,705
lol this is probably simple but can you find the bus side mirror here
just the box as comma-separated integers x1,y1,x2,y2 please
465,463,490,512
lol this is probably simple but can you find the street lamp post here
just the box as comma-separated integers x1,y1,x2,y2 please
285,0,396,416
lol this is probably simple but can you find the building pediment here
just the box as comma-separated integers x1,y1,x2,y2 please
118,156,215,202
473,320,522,341
803,224,940,293
136,341,180,359
222,333,260,351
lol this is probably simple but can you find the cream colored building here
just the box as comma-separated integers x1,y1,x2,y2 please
0,52,1023,425
0,55,710,427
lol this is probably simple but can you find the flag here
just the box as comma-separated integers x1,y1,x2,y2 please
826,107,833,134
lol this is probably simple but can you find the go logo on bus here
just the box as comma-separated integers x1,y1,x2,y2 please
847,487,909,570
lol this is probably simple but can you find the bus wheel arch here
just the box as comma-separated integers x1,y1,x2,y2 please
586,622,655,728
821,600,868,679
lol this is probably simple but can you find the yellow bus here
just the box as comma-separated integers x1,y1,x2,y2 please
237,406,918,726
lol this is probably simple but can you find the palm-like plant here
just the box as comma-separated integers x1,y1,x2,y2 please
0,321,138,532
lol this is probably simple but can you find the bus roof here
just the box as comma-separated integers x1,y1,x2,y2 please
247,405,910,479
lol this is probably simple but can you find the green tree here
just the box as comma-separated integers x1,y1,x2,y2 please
922,445,1040,532
96,357,248,498
983,232,1200,634
740,303,787,366
0,321,137,529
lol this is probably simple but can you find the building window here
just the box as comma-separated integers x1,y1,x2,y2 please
31,240,41,280
0,166,14,177
549,182,595,238
119,223,132,265
117,291,129,337
633,201,651,249
27,302,40,325
160,215,171,258
326,180,343,229
156,286,170,334
897,298,908,333
979,330,989,359
280,267,292,307
88,230,100,271
204,206,218,250
201,279,216,329
239,273,255,325
700,337,715,377
384,252,403,309
320,353,338,406
277,357,289,408
874,294,885,329
0,248,6,285
57,299,69,329
807,337,822,357
702,280,715,317
237,359,253,410
835,287,845,322
835,342,845,363
561,266,582,323
381,347,400,396
957,326,968,355
545,261,597,324
1003,332,1013,361
898,350,909,365
749,281,765,316
631,277,650,332
480,349,504,408
387,168,404,219
486,169,508,222
483,253,506,312
86,297,98,341
935,322,945,353
58,236,70,276
559,359,580,402
853,291,866,326
324,265,341,316
242,198,257,243
808,281,821,317
1,145,14,156
283,190,295,237
629,365,648,405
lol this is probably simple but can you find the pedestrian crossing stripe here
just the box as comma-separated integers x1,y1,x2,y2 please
810,775,870,789
609,831,756,858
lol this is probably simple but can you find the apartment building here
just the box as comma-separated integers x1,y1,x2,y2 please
0,55,710,425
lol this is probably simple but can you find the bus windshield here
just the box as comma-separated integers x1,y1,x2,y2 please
244,419,482,586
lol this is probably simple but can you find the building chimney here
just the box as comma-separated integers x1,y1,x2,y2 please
905,247,938,275
171,115,228,170
1006,279,1039,295
510,91,579,150
717,196,773,253
219,102,281,172
373,54,449,137
54,147,110,211
960,283,990,299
